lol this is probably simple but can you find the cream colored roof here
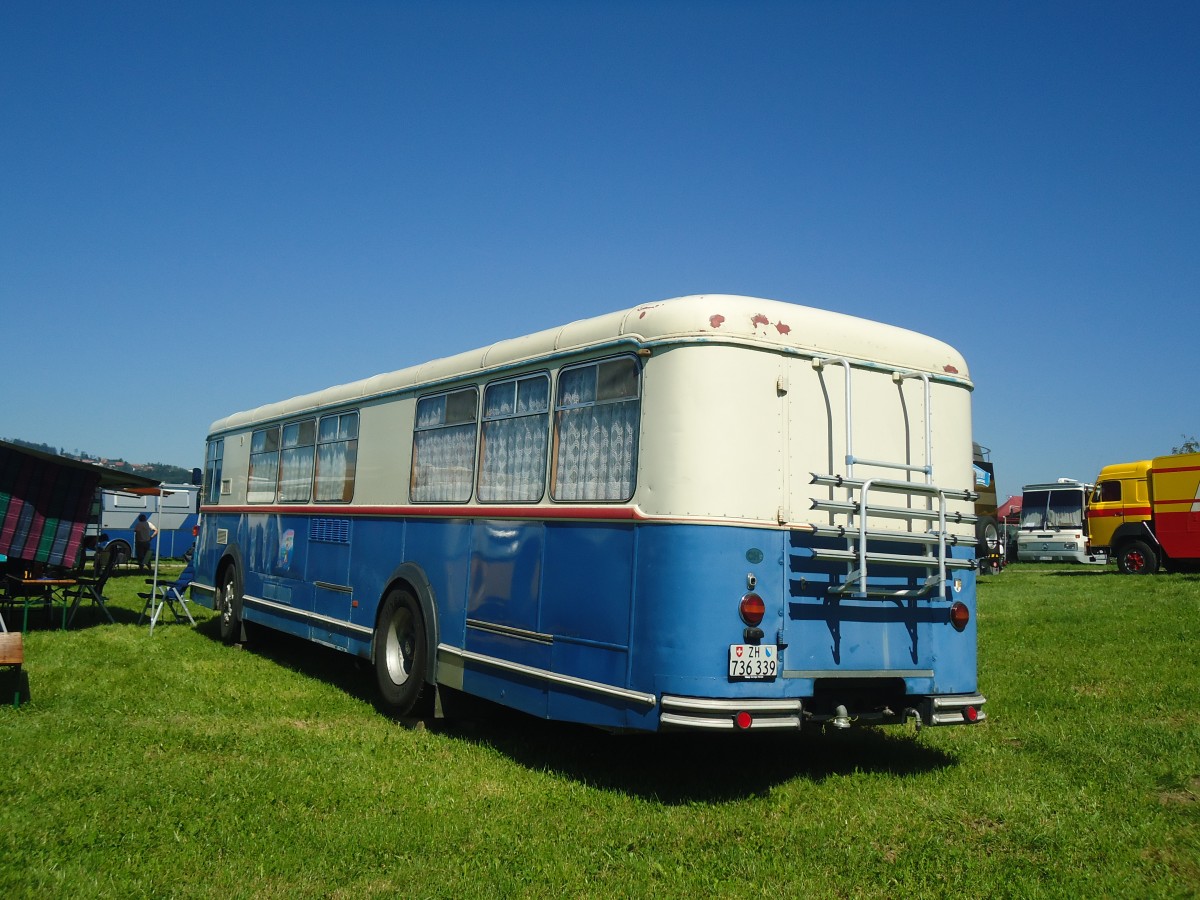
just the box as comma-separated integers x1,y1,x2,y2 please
209,294,971,434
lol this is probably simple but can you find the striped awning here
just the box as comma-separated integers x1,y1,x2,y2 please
0,441,160,568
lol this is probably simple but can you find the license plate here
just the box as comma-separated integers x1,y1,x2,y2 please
728,644,778,680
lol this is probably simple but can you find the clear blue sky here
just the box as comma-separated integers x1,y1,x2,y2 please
3,0,1197,499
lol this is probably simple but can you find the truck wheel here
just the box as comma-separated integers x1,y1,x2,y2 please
375,587,430,718
1117,540,1159,575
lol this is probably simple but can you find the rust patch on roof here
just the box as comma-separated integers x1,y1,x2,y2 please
944,364,959,374
749,313,790,335
709,314,725,328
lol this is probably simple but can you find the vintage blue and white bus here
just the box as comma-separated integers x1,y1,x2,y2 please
192,295,986,732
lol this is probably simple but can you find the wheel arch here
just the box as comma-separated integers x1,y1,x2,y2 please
215,544,245,595
106,538,133,560
1110,521,1162,555
375,561,440,685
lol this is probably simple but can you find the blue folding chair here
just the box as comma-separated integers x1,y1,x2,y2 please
138,560,196,634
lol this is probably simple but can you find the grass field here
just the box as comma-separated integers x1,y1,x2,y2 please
1,562,1197,898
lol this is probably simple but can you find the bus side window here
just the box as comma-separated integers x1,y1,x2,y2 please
411,389,478,503
479,374,550,503
204,439,224,504
552,356,640,502
280,419,317,503
248,426,281,503
315,412,359,503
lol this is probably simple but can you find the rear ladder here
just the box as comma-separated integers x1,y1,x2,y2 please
807,357,977,598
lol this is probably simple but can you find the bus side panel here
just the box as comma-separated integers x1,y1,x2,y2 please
629,523,791,700
548,638,639,729
540,522,634,646
463,627,551,718
242,513,314,642
402,517,471,635
193,512,223,597
457,520,637,724
345,517,407,648
198,511,312,644
460,519,551,718
309,516,352,650
468,520,543,633
541,521,637,729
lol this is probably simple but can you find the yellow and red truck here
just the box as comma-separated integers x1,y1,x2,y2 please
1086,452,1200,574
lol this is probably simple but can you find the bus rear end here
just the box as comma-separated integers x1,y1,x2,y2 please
632,320,985,732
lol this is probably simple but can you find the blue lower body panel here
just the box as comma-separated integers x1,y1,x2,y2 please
195,513,983,732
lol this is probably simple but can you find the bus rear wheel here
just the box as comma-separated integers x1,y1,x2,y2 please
375,588,430,718
1117,540,1159,575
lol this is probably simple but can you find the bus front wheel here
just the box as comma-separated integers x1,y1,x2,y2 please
375,588,430,718
1117,540,1159,575
217,568,243,643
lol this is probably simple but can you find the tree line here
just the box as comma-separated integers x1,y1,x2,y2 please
4,437,195,483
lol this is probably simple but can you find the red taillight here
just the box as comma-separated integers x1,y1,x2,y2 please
735,711,753,730
739,593,765,626
964,705,979,723
950,601,970,632
192,525,199,537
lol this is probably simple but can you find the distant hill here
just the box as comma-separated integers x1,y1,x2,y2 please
5,437,196,484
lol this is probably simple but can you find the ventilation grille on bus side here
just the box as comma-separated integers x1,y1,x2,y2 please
311,519,351,544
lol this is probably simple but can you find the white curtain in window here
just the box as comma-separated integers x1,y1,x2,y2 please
248,452,278,503
280,448,314,502
412,425,475,502
480,415,547,501
316,441,356,502
1047,492,1083,527
555,401,637,500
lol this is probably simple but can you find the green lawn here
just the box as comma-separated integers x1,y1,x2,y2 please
1,563,1197,898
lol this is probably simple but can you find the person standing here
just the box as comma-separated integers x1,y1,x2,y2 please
133,514,158,573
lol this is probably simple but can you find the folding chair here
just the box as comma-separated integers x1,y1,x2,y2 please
138,560,196,634
65,547,118,626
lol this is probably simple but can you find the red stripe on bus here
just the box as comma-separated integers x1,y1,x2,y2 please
200,504,646,521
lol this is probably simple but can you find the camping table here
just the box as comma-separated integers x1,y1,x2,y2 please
4,577,77,631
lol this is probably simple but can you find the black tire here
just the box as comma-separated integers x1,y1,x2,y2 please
1117,539,1159,575
217,566,243,643
975,515,1002,572
375,587,430,718
106,541,131,570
